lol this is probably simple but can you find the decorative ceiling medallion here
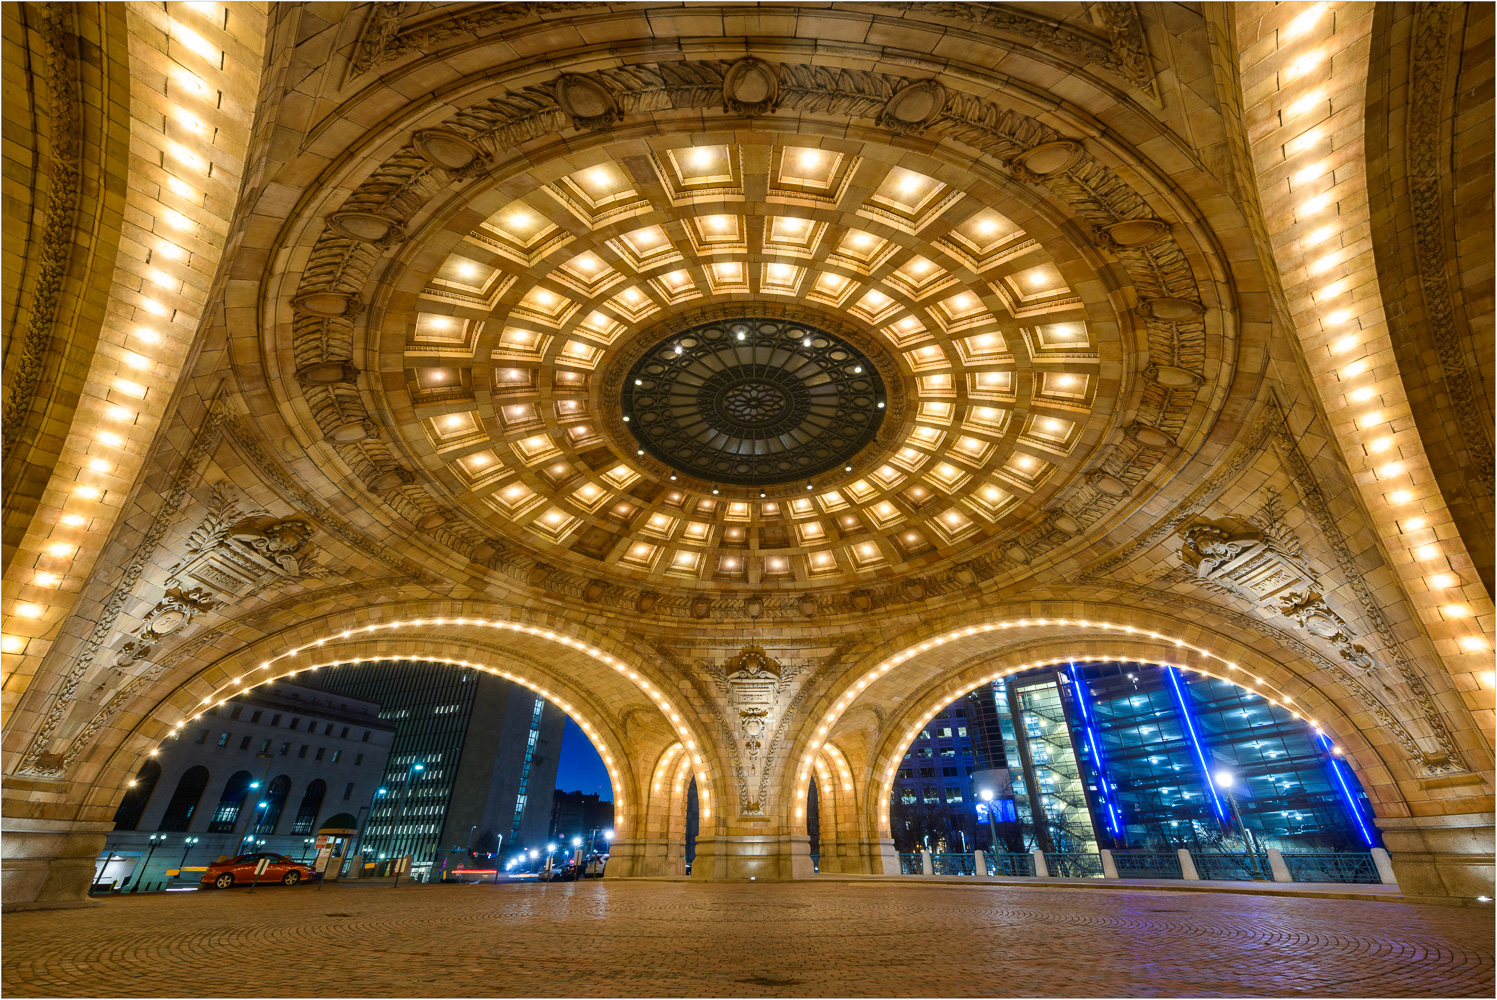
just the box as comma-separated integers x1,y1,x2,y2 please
1136,296,1205,321
412,128,489,174
1050,512,1082,534
1095,218,1171,249
326,210,404,245
555,73,622,129
722,57,780,115
1008,140,1085,181
291,291,361,318
295,360,360,386
417,511,448,531
621,316,887,487
879,80,946,134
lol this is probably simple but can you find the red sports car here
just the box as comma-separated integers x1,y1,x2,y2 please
200,852,315,889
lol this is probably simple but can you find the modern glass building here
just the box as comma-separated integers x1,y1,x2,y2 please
888,660,1379,855
311,659,566,875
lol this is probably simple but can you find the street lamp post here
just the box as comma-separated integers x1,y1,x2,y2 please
237,752,277,854
979,789,1001,861
1213,770,1265,879
383,762,424,871
350,790,386,864
176,836,200,885
133,834,166,892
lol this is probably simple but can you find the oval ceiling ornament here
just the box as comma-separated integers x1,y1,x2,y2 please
327,210,405,246
722,57,780,115
1095,217,1171,249
878,80,945,134
292,290,361,318
1145,364,1205,388
1126,422,1176,449
326,418,379,443
1088,471,1131,497
417,511,448,531
294,360,360,386
369,467,416,492
1136,297,1205,321
555,73,622,130
412,128,489,176
1050,512,1082,535
1008,140,1085,182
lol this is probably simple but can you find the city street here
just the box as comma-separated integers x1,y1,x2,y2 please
4,880,1492,997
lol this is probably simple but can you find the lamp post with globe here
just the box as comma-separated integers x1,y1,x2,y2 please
1213,769,1265,879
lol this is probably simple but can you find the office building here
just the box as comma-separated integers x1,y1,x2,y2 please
97,680,394,890
309,659,565,875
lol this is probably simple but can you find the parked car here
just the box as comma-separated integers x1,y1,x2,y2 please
545,860,579,882
200,852,315,889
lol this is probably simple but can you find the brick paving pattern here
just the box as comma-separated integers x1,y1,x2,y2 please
4,881,1493,997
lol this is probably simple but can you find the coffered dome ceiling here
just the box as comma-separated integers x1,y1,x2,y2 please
265,55,1237,610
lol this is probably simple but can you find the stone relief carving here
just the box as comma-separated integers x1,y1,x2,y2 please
1406,4,1494,496
112,588,222,669
1180,521,1384,677
3,5,81,465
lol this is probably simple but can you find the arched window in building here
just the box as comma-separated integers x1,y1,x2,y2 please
206,770,254,833
290,780,327,834
254,775,292,835
157,766,211,832
112,760,162,831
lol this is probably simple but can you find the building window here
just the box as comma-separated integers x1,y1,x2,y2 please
341,726,349,739
157,766,210,832
940,748,956,757
298,745,309,758
207,771,254,832
957,726,967,737
315,747,326,761
325,723,335,736
362,730,371,742
344,782,355,801
919,767,935,778
195,729,210,744
920,729,931,740
217,732,231,747
899,768,913,779
112,761,161,831
271,714,282,727
945,789,964,804
254,775,291,835
259,739,272,753
290,718,300,731
331,750,341,763
251,711,262,724
942,766,959,777
239,736,251,750
230,706,242,720
281,742,291,755
290,780,326,834
354,754,364,765
939,727,952,738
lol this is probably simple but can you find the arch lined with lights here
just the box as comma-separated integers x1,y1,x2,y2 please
89,614,725,846
784,615,1393,853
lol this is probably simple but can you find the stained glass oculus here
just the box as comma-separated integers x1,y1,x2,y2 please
621,317,886,486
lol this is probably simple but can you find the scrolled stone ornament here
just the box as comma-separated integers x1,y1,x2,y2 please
1006,140,1085,183
295,361,361,387
368,466,416,491
1088,471,1130,497
326,210,406,246
1144,363,1204,388
1136,297,1205,321
291,291,362,318
326,418,379,443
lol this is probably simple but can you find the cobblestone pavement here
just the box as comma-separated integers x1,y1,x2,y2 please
4,880,1492,997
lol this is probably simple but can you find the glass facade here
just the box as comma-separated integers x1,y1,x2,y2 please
315,659,481,865
888,660,1379,855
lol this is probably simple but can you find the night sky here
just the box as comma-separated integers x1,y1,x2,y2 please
554,716,613,800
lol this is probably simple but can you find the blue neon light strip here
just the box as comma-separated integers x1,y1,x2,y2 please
1316,732,1376,847
1067,662,1122,838
1165,666,1229,823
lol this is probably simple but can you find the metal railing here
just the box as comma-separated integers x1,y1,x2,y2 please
1193,851,1268,881
1045,852,1104,877
984,852,1037,877
1111,851,1183,879
931,853,976,875
1281,852,1380,884
898,852,922,875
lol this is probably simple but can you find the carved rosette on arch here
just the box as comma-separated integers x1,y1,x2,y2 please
412,127,491,177
555,73,622,130
878,80,945,134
